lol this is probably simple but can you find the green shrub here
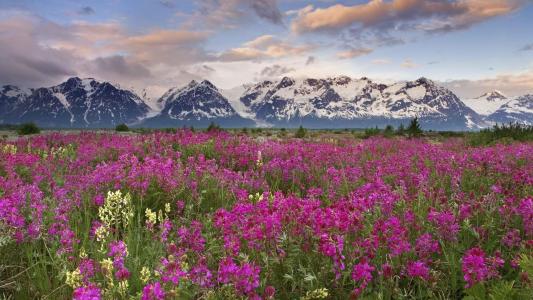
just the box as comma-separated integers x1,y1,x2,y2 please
396,124,405,136
115,123,129,132
469,123,533,146
383,125,395,137
295,125,306,138
207,122,221,132
17,122,40,135
163,127,177,134
363,126,380,139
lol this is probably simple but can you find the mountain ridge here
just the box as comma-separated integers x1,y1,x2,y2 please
1,76,532,129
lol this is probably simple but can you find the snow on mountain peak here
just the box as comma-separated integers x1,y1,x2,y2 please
476,90,507,101
463,90,511,116
2,85,31,98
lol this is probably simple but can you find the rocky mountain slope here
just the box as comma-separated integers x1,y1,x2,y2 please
141,80,255,128
236,76,484,130
0,77,150,128
2,76,531,130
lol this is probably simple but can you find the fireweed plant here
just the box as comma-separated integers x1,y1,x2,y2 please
0,130,532,299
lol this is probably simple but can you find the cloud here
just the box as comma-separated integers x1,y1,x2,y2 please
291,0,524,50
292,1,522,33
250,0,283,24
259,64,295,77
336,48,373,59
401,59,418,68
371,59,390,65
77,6,95,15
305,56,315,65
84,55,151,79
194,0,283,28
441,71,533,98
520,43,533,51
243,34,275,48
159,0,175,8
218,35,312,61
0,12,211,89
0,15,78,86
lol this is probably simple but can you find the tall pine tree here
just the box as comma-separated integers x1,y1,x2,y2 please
407,117,423,138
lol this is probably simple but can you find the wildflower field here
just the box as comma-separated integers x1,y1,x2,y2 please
0,131,532,299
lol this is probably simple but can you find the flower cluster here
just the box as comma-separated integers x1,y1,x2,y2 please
98,190,134,231
462,247,504,288
0,131,531,299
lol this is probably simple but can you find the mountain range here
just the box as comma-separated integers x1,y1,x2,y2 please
1,76,531,130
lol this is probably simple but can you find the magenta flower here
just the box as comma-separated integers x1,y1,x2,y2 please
217,257,260,296
352,259,374,297
78,259,96,282
142,282,165,300
462,247,488,288
501,229,521,248
73,284,101,300
264,285,276,299
415,233,440,258
428,209,459,242
406,260,430,281
189,263,214,288
352,260,374,282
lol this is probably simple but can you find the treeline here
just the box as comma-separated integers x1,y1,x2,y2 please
468,123,533,146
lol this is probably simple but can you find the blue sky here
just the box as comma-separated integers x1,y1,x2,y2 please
0,0,532,98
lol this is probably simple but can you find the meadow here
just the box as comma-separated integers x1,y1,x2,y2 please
0,129,532,299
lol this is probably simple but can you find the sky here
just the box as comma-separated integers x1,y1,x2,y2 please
0,0,532,99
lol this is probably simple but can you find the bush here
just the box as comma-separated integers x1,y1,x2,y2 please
295,125,306,138
278,128,287,137
17,122,40,135
163,128,177,134
469,123,533,146
396,124,405,136
383,125,395,137
115,123,129,132
207,122,221,132
363,126,380,139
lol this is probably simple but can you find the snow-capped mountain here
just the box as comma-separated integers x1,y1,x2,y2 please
462,90,510,116
141,80,255,128
0,85,31,121
486,94,533,125
2,76,531,129
0,77,150,128
236,76,484,130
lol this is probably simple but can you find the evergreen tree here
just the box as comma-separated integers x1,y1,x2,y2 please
384,125,394,137
396,124,405,135
295,125,306,138
206,122,220,132
17,122,40,135
407,117,423,137
115,123,129,132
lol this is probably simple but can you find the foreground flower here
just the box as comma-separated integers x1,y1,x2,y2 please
73,284,101,300
352,260,374,296
142,281,165,300
218,257,260,296
406,260,430,280
461,247,503,288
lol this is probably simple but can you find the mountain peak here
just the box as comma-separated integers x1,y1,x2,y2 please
199,80,217,90
277,77,295,89
330,75,352,85
476,90,507,101
415,77,435,86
